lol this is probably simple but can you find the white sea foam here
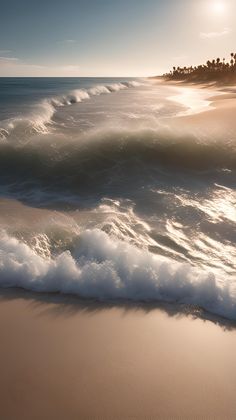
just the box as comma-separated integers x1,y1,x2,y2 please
88,81,142,96
29,100,55,133
106,83,128,92
0,229,235,320
89,85,111,95
53,89,90,106
48,82,142,110
125,81,142,87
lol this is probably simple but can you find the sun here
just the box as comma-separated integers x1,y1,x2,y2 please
212,1,226,14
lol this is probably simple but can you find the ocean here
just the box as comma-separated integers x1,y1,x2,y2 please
0,77,235,320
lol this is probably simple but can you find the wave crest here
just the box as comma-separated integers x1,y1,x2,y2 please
0,228,235,320
0,80,142,140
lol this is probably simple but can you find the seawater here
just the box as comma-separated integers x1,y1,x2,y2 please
0,77,235,320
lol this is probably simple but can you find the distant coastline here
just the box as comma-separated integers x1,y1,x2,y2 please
152,53,236,85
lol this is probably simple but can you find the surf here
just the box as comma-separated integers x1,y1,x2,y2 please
0,80,143,140
0,78,236,323
0,228,235,320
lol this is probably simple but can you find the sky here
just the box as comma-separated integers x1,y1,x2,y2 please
0,0,235,77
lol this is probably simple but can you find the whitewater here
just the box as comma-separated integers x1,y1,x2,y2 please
0,76,236,321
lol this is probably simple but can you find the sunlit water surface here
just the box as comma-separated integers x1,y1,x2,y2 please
0,77,235,320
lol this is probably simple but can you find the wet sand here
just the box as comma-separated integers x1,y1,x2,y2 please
0,290,236,420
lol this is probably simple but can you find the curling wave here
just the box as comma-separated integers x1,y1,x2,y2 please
0,228,235,320
0,100,55,141
0,81,142,140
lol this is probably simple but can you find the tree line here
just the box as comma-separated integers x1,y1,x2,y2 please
163,53,236,82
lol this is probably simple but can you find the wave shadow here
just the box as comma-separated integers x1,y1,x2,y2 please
0,287,235,331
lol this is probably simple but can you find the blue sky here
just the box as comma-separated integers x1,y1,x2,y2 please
0,0,235,76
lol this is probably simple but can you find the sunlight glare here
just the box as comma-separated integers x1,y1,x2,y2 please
212,1,226,14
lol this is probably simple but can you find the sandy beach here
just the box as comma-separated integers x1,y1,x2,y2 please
0,290,236,420
168,82,236,131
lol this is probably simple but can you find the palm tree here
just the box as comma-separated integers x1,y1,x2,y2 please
206,60,211,69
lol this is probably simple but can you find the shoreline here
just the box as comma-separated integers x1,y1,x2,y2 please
152,77,236,134
150,75,236,88
1,285,236,329
0,196,236,324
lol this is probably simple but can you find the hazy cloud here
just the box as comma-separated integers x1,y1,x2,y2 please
0,57,80,76
0,56,19,64
0,50,12,55
200,28,231,39
63,39,76,44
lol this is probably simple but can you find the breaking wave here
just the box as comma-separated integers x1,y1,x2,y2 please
0,100,55,141
0,228,235,320
0,81,142,140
